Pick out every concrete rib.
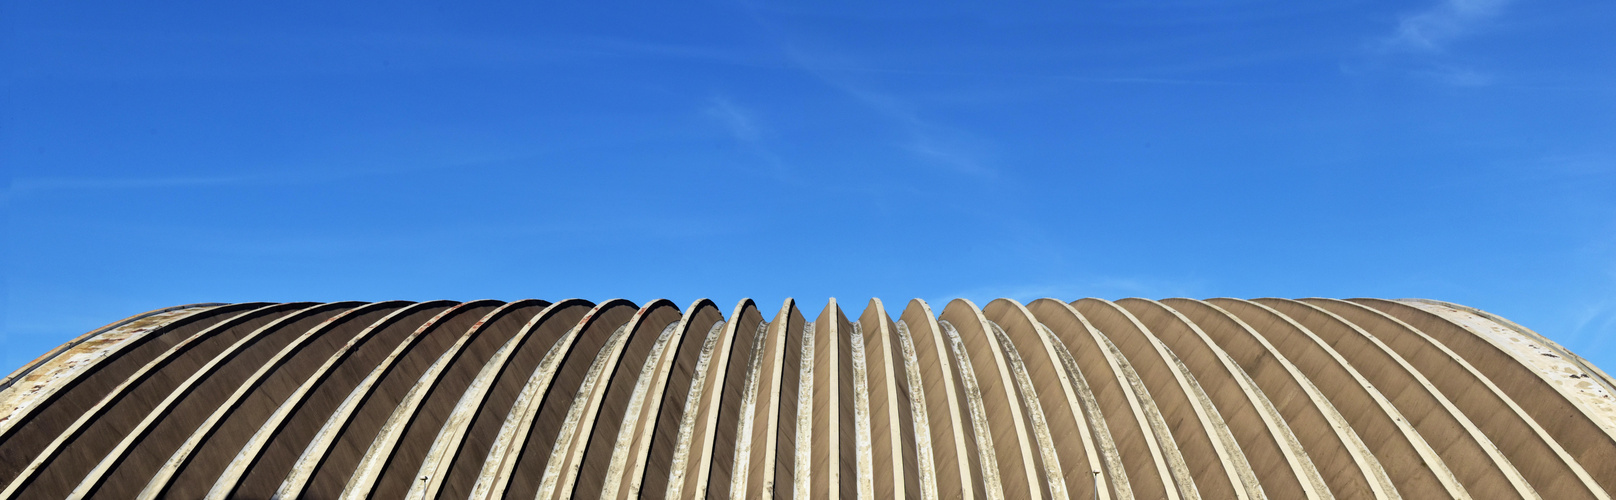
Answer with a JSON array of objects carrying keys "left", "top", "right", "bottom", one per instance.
[
  {"left": 597, "top": 299, "right": 723, "bottom": 499},
  {"left": 1357, "top": 299, "right": 1616, "bottom": 495},
  {"left": 3, "top": 296, "right": 1609, "bottom": 499},
  {"left": 238, "top": 302, "right": 459, "bottom": 497},
  {"left": 859, "top": 298, "right": 922, "bottom": 500},
  {"left": 271, "top": 300, "right": 500, "bottom": 500},
  {"left": 202, "top": 301, "right": 451, "bottom": 500},
  {"left": 1163, "top": 299, "right": 1387, "bottom": 499},
  {"left": 68, "top": 302, "right": 360, "bottom": 499},
  {"left": 800, "top": 300, "right": 857, "bottom": 499},
  {"left": 671, "top": 300, "right": 760, "bottom": 500},
  {"left": 1213, "top": 298, "right": 1457, "bottom": 498},
  {"left": 1307, "top": 298, "right": 1606, "bottom": 499},
  {"left": 1027, "top": 299, "right": 1181, "bottom": 500},
  {"left": 0, "top": 303, "right": 233, "bottom": 449},
  {"left": 940, "top": 298, "right": 1044, "bottom": 499},
  {"left": 149, "top": 302, "right": 411, "bottom": 499},
  {"left": 892, "top": 310, "right": 942, "bottom": 499},
  {"left": 535, "top": 300, "right": 682, "bottom": 500},
  {"left": 1425, "top": 299, "right": 1616, "bottom": 402},
  {"left": 334, "top": 300, "right": 544, "bottom": 500},
  {"left": 730, "top": 299, "right": 802, "bottom": 498},
  {"left": 899, "top": 299, "right": 981, "bottom": 500},
  {"left": 1033, "top": 319, "right": 1133, "bottom": 500},
  {"left": 0, "top": 303, "right": 248, "bottom": 496},
  {"left": 456, "top": 300, "right": 631, "bottom": 500},
  {"left": 0, "top": 302, "right": 292, "bottom": 499},
  {"left": 402, "top": 299, "right": 603, "bottom": 500},
  {"left": 1260, "top": 298, "right": 1535, "bottom": 499},
  {"left": 295, "top": 301, "right": 502, "bottom": 499},
  {"left": 1078, "top": 298, "right": 1247, "bottom": 500},
  {"left": 848, "top": 310, "right": 877, "bottom": 500},
  {"left": 1122, "top": 298, "right": 1324, "bottom": 500},
  {"left": 985, "top": 299, "right": 1106, "bottom": 500}
]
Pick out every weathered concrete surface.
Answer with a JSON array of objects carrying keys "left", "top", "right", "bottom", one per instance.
[{"left": 0, "top": 297, "right": 1609, "bottom": 500}]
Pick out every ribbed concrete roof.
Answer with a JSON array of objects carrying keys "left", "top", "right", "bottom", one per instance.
[{"left": 0, "top": 298, "right": 1612, "bottom": 499}]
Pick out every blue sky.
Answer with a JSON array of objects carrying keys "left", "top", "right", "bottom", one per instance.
[{"left": 4, "top": 1, "right": 1614, "bottom": 374}]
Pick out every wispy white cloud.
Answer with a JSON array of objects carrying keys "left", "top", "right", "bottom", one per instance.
[
  {"left": 704, "top": 96, "right": 761, "bottom": 142},
  {"left": 1566, "top": 267, "right": 1616, "bottom": 350},
  {"left": 1, "top": 152, "right": 550, "bottom": 205},
  {"left": 1571, "top": 299, "right": 1616, "bottom": 338},
  {"left": 1538, "top": 152, "right": 1616, "bottom": 177},
  {"left": 0, "top": 174, "right": 264, "bottom": 205},
  {"left": 1561, "top": 217, "right": 1616, "bottom": 355},
  {"left": 782, "top": 46, "right": 998, "bottom": 177},
  {"left": 9, "top": 175, "right": 259, "bottom": 191},
  {"left": 587, "top": 36, "right": 786, "bottom": 70},
  {"left": 1414, "top": 65, "right": 1495, "bottom": 86},
  {"left": 1351, "top": 0, "right": 1513, "bottom": 86},
  {"left": 1382, "top": 0, "right": 1511, "bottom": 52},
  {"left": 701, "top": 95, "right": 793, "bottom": 177},
  {"left": 906, "top": 140, "right": 993, "bottom": 177}
]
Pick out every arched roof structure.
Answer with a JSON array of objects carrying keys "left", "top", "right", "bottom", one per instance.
[{"left": 0, "top": 297, "right": 1611, "bottom": 499}]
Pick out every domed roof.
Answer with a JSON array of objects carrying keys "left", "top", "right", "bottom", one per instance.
[{"left": 0, "top": 297, "right": 1611, "bottom": 499}]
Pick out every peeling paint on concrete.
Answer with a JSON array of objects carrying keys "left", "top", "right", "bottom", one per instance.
[
  {"left": 1402, "top": 300, "right": 1616, "bottom": 440},
  {"left": 0, "top": 305, "right": 217, "bottom": 435}
]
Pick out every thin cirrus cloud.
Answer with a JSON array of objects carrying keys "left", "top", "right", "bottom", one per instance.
[
  {"left": 781, "top": 46, "right": 997, "bottom": 177},
  {"left": 1346, "top": 0, "right": 1512, "bottom": 86},
  {"left": 704, "top": 96, "right": 761, "bottom": 143},
  {"left": 1, "top": 175, "right": 263, "bottom": 205},
  {"left": 1382, "top": 0, "right": 1511, "bottom": 52},
  {"left": 701, "top": 95, "right": 793, "bottom": 177}
]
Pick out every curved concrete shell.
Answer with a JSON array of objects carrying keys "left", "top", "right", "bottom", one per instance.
[{"left": 0, "top": 298, "right": 1611, "bottom": 499}]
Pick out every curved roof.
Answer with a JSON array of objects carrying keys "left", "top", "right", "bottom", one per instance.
[{"left": 0, "top": 297, "right": 1611, "bottom": 499}]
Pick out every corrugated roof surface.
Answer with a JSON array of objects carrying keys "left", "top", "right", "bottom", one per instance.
[{"left": 0, "top": 297, "right": 1610, "bottom": 499}]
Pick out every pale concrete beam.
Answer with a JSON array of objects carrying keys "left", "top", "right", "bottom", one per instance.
[
  {"left": 670, "top": 299, "right": 761, "bottom": 500},
  {"left": 858, "top": 298, "right": 921, "bottom": 500},
  {"left": 2, "top": 296, "right": 1610, "bottom": 500},
  {"left": 1124, "top": 298, "right": 1324, "bottom": 500},
  {"left": 729, "top": 299, "right": 802, "bottom": 499},
  {"left": 70, "top": 302, "right": 361, "bottom": 499},
  {"left": 1028, "top": 298, "right": 1181, "bottom": 500},
  {"left": 1306, "top": 298, "right": 1606, "bottom": 500},
  {"left": 597, "top": 299, "right": 723, "bottom": 500},
  {"left": 206, "top": 301, "right": 450, "bottom": 500},
  {"left": 1, "top": 303, "right": 300, "bottom": 500},
  {"left": 1213, "top": 298, "right": 1452, "bottom": 498},
  {"left": 273, "top": 300, "right": 497, "bottom": 500},
  {"left": 985, "top": 298, "right": 1110, "bottom": 500},
  {"left": 901, "top": 299, "right": 983, "bottom": 500}
]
